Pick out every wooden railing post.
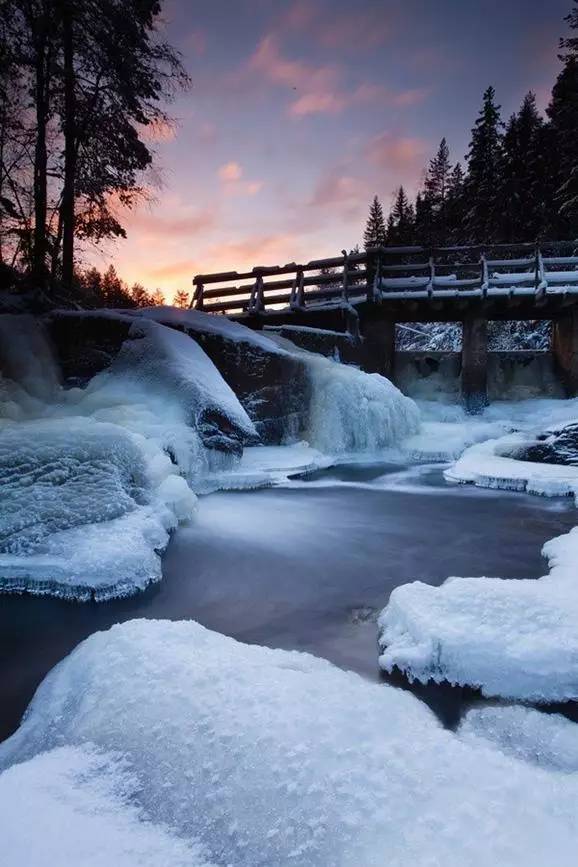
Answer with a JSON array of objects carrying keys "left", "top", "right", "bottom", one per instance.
[
  {"left": 191, "top": 280, "right": 204, "bottom": 310},
  {"left": 290, "top": 267, "right": 305, "bottom": 309},
  {"left": 341, "top": 249, "right": 350, "bottom": 302},
  {"left": 535, "top": 244, "right": 545, "bottom": 301},
  {"left": 427, "top": 255, "right": 435, "bottom": 298},
  {"left": 480, "top": 252, "right": 488, "bottom": 297},
  {"left": 248, "top": 273, "right": 265, "bottom": 313},
  {"left": 367, "top": 247, "right": 381, "bottom": 302}
]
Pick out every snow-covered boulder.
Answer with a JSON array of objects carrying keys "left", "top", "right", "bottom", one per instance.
[
  {"left": 0, "top": 745, "right": 212, "bottom": 867},
  {"left": 2, "top": 619, "right": 578, "bottom": 866},
  {"left": 46, "top": 311, "right": 257, "bottom": 461},
  {"left": 135, "top": 307, "right": 312, "bottom": 443},
  {"left": 0, "top": 313, "right": 256, "bottom": 599},
  {"left": 136, "top": 307, "right": 420, "bottom": 453},
  {"left": 0, "top": 417, "right": 195, "bottom": 600},
  {"left": 378, "top": 526, "right": 578, "bottom": 702}
]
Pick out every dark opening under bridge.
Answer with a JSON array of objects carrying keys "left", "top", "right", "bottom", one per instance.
[{"left": 191, "top": 242, "right": 578, "bottom": 410}]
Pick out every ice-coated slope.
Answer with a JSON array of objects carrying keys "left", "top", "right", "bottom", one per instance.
[
  {"left": 303, "top": 353, "right": 420, "bottom": 453},
  {"left": 378, "top": 527, "right": 578, "bottom": 702},
  {"left": 137, "top": 307, "right": 420, "bottom": 455},
  {"left": 459, "top": 705, "right": 578, "bottom": 773},
  {"left": 0, "top": 416, "right": 195, "bottom": 599},
  {"left": 0, "top": 313, "right": 256, "bottom": 599},
  {"left": 0, "top": 745, "right": 212, "bottom": 867},
  {"left": 2, "top": 619, "right": 578, "bottom": 867}
]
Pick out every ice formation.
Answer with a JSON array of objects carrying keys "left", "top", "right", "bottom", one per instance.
[
  {"left": 445, "top": 433, "right": 578, "bottom": 498},
  {"left": 3, "top": 619, "right": 578, "bottom": 866},
  {"left": 0, "top": 314, "right": 255, "bottom": 599},
  {"left": 378, "top": 526, "right": 578, "bottom": 702},
  {"left": 0, "top": 745, "right": 212, "bottom": 867},
  {"left": 459, "top": 705, "right": 578, "bottom": 773},
  {"left": 139, "top": 306, "right": 420, "bottom": 456}
]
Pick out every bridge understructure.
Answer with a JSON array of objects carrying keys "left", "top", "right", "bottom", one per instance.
[{"left": 191, "top": 243, "right": 578, "bottom": 411}]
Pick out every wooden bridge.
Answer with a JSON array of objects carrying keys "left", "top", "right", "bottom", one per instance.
[{"left": 191, "top": 241, "right": 578, "bottom": 409}]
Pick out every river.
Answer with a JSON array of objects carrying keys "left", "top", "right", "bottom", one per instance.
[{"left": 0, "top": 463, "right": 575, "bottom": 741}]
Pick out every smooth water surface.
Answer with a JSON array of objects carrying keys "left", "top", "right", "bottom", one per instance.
[{"left": 0, "top": 465, "right": 575, "bottom": 739}]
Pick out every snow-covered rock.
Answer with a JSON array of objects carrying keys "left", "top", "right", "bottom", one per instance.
[
  {"left": 0, "top": 313, "right": 257, "bottom": 599},
  {"left": 0, "top": 745, "right": 212, "bottom": 867},
  {"left": 136, "top": 307, "right": 420, "bottom": 454},
  {"left": 378, "top": 526, "right": 578, "bottom": 702},
  {"left": 459, "top": 705, "right": 578, "bottom": 773},
  {"left": 2, "top": 619, "right": 578, "bottom": 866},
  {"left": 445, "top": 433, "right": 578, "bottom": 499}
]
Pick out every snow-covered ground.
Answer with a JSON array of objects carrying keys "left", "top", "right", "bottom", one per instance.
[{"left": 2, "top": 619, "right": 578, "bottom": 867}]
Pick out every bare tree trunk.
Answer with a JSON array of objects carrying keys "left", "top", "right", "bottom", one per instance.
[
  {"left": 32, "top": 5, "right": 49, "bottom": 287},
  {"left": 60, "top": 0, "right": 75, "bottom": 291}
]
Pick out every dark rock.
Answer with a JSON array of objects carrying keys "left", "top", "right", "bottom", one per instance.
[
  {"left": 262, "top": 325, "right": 362, "bottom": 365},
  {"left": 521, "top": 423, "right": 578, "bottom": 466},
  {"left": 136, "top": 311, "right": 312, "bottom": 444},
  {"left": 46, "top": 311, "right": 132, "bottom": 387}
]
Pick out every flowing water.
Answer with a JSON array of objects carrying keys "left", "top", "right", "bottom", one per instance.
[{"left": 0, "top": 462, "right": 575, "bottom": 741}]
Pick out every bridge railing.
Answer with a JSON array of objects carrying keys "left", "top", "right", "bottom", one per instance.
[{"left": 190, "top": 242, "right": 578, "bottom": 315}]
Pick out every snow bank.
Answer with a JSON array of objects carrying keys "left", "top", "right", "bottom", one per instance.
[
  {"left": 0, "top": 745, "right": 211, "bottom": 867},
  {"left": 3, "top": 620, "right": 578, "bottom": 866},
  {"left": 378, "top": 527, "right": 578, "bottom": 702},
  {"left": 0, "top": 416, "right": 195, "bottom": 600},
  {"left": 0, "top": 314, "right": 255, "bottom": 599},
  {"left": 459, "top": 705, "right": 578, "bottom": 773},
  {"left": 445, "top": 433, "right": 578, "bottom": 498}
]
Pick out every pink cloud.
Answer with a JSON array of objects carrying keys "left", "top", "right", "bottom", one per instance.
[
  {"left": 365, "top": 133, "right": 428, "bottom": 171},
  {"left": 319, "top": 9, "right": 392, "bottom": 50},
  {"left": 218, "top": 161, "right": 243, "bottom": 182},
  {"left": 309, "top": 169, "right": 360, "bottom": 208},
  {"left": 124, "top": 208, "right": 216, "bottom": 239},
  {"left": 391, "top": 87, "right": 431, "bottom": 107},
  {"left": 247, "top": 35, "right": 428, "bottom": 118}
]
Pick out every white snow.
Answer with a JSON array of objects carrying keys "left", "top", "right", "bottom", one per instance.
[
  {"left": 141, "top": 309, "right": 420, "bottom": 458},
  {"left": 135, "top": 305, "right": 289, "bottom": 354},
  {"left": 0, "top": 314, "right": 256, "bottom": 599},
  {"left": 0, "top": 745, "right": 212, "bottom": 867},
  {"left": 199, "top": 442, "right": 334, "bottom": 491},
  {"left": 459, "top": 705, "right": 578, "bottom": 773},
  {"left": 378, "top": 524, "right": 578, "bottom": 702},
  {"left": 3, "top": 619, "right": 578, "bottom": 866},
  {"left": 445, "top": 433, "right": 578, "bottom": 498},
  {"left": 304, "top": 355, "right": 420, "bottom": 453}
]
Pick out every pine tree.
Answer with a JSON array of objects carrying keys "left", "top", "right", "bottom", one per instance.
[
  {"left": 501, "top": 92, "right": 546, "bottom": 241},
  {"left": 464, "top": 86, "right": 504, "bottom": 242},
  {"left": 423, "top": 138, "right": 452, "bottom": 243},
  {"left": 446, "top": 162, "right": 466, "bottom": 243},
  {"left": 388, "top": 187, "right": 415, "bottom": 245},
  {"left": 363, "top": 195, "right": 387, "bottom": 249},
  {"left": 547, "top": 1, "right": 578, "bottom": 235},
  {"left": 413, "top": 192, "right": 433, "bottom": 246}
]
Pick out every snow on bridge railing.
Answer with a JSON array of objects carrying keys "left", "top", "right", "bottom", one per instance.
[{"left": 190, "top": 241, "right": 578, "bottom": 315}]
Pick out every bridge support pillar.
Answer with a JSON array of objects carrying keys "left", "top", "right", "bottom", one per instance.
[
  {"left": 362, "top": 319, "right": 396, "bottom": 380},
  {"left": 553, "top": 310, "right": 578, "bottom": 397},
  {"left": 461, "top": 316, "right": 488, "bottom": 413}
]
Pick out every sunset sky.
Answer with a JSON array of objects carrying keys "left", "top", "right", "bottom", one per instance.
[{"left": 95, "top": 0, "right": 571, "bottom": 300}]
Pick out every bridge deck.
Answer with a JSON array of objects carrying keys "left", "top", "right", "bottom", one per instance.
[{"left": 191, "top": 242, "right": 578, "bottom": 322}]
